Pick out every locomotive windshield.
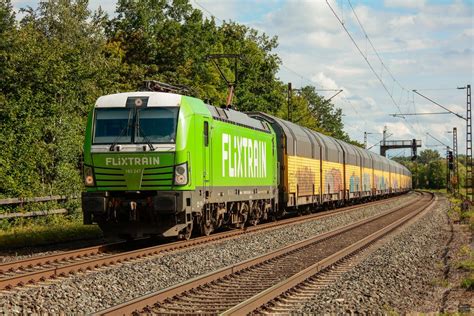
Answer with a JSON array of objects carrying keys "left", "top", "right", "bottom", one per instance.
[
  {"left": 136, "top": 108, "right": 178, "bottom": 143},
  {"left": 93, "top": 107, "right": 179, "bottom": 144},
  {"left": 93, "top": 108, "right": 132, "bottom": 144}
]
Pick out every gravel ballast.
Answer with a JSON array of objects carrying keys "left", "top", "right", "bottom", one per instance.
[
  {"left": 0, "top": 193, "right": 417, "bottom": 314},
  {"left": 297, "top": 195, "right": 450, "bottom": 314}
]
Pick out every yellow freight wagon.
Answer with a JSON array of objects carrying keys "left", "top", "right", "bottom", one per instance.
[{"left": 248, "top": 112, "right": 412, "bottom": 213}]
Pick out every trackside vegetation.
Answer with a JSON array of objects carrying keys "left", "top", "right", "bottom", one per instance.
[
  {"left": 393, "top": 149, "right": 469, "bottom": 192},
  {"left": 0, "top": 0, "right": 358, "bottom": 200},
  {"left": 0, "top": 0, "right": 361, "bottom": 246},
  {"left": 0, "top": 199, "right": 102, "bottom": 249},
  {"left": 448, "top": 197, "right": 473, "bottom": 291},
  {"left": 0, "top": 215, "right": 102, "bottom": 250}
]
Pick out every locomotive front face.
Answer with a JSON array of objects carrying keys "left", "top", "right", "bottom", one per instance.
[{"left": 82, "top": 92, "right": 195, "bottom": 238}]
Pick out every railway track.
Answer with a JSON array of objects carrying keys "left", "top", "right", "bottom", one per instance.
[
  {"left": 95, "top": 192, "right": 434, "bottom": 315},
  {"left": 0, "top": 193, "right": 413, "bottom": 291}
]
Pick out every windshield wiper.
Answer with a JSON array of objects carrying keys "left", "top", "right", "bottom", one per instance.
[
  {"left": 138, "top": 125, "right": 155, "bottom": 151},
  {"left": 109, "top": 117, "right": 132, "bottom": 151}
]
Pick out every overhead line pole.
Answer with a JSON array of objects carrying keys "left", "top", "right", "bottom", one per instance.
[
  {"left": 287, "top": 83, "right": 292, "bottom": 121},
  {"left": 458, "top": 85, "right": 472, "bottom": 201},
  {"left": 453, "top": 128, "right": 459, "bottom": 195},
  {"left": 413, "top": 86, "right": 472, "bottom": 201}
]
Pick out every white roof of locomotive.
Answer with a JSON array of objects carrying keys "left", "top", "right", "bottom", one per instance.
[{"left": 95, "top": 92, "right": 182, "bottom": 108}]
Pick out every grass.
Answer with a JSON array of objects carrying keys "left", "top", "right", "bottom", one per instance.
[
  {"left": 0, "top": 214, "right": 102, "bottom": 250},
  {"left": 461, "top": 275, "right": 474, "bottom": 290},
  {"left": 431, "top": 278, "right": 450, "bottom": 288},
  {"left": 447, "top": 195, "right": 474, "bottom": 228},
  {"left": 446, "top": 194, "right": 474, "bottom": 291},
  {"left": 427, "top": 188, "right": 448, "bottom": 194},
  {"left": 457, "top": 259, "right": 474, "bottom": 271}
]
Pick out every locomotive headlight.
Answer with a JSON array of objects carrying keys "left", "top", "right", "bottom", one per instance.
[
  {"left": 174, "top": 162, "right": 188, "bottom": 185},
  {"left": 84, "top": 166, "right": 95, "bottom": 187}
]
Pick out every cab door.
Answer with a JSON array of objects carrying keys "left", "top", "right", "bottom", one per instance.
[{"left": 203, "top": 119, "right": 211, "bottom": 198}]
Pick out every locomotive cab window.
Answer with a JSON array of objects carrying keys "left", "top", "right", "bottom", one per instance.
[
  {"left": 93, "top": 107, "right": 179, "bottom": 145},
  {"left": 93, "top": 108, "right": 132, "bottom": 144},
  {"left": 136, "top": 107, "right": 179, "bottom": 144}
]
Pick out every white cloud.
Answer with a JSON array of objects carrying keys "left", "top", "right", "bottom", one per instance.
[
  {"left": 311, "top": 72, "right": 339, "bottom": 90},
  {"left": 384, "top": 0, "right": 426, "bottom": 9},
  {"left": 461, "top": 28, "right": 474, "bottom": 37},
  {"left": 325, "top": 64, "right": 368, "bottom": 77},
  {"left": 12, "top": 0, "right": 471, "bottom": 156},
  {"left": 389, "top": 15, "right": 416, "bottom": 28}
]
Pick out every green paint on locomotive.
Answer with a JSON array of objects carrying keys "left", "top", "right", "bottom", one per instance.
[{"left": 83, "top": 94, "right": 277, "bottom": 192}]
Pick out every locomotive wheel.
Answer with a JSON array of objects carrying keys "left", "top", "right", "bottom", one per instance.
[
  {"left": 179, "top": 222, "right": 193, "bottom": 240},
  {"left": 200, "top": 220, "right": 213, "bottom": 236},
  {"left": 200, "top": 207, "right": 214, "bottom": 236}
]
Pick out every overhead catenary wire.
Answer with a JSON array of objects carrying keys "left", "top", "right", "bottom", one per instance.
[
  {"left": 328, "top": 0, "right": 427, "bottom": 148},
  {"left": 192, "top": 0, "right": 372, "bottom": 136},
  {"left": 367, "top": 133, "right": 393, "bottom": 150},
  {"left": 412, "top": 90, "right": 466, "bottom": 120},
  {"left": 193, "top": 0, "right": 375, "bottom": 140},
  {"left": 326, "top": 0, "right": 406, "bottom": 118},
  {"left": 414, "top": 88, "right": 462, "bottom": 91},
  {"left": 426, "top": 132, "right": 450, "bottom": 149},
  {"left": 193, "top": 0, "right": 223, "bottom": 22},
  {"left": 346, "top": 0, "right": 407, "bottom": 95}
]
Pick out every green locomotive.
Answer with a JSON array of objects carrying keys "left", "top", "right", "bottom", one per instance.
[
  {"left": 82, "top": 86, "right": 278, "bottom": 239},
  {"left": 82, "top": 83, "right": 411, "bottom": 239}
]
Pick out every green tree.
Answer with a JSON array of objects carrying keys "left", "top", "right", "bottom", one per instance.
[
  {"left": 218, "top": 22, "right": 284, "bottom": 113},
  {"left": 276, "top": 85, "right": 359, "bottom": 145},
  {"left": 0, "top": 0, "right": 363, "bottom": 198},
  {"left": 424, "top": 160, "right": 446, "bottom": 189},
  {"left": 107, "top": 1, "right": 285, "bottom": 111},
  {"left": 107, "top": 0, "right": 224, "bottom": 97},
  {"left": 418, "top": 149, "right": 441, "bottom": 165},
  {"left": 394, "top": 149, "right": 447, "bottom": 189},
  {"left": 0, "top": 0, "right": 121, "bottom": 197}
]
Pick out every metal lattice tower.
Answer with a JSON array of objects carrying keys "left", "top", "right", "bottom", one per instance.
[
  {"left": 466, "top": 85, "right": 472, "bottom": 201},
  {"left": 453, "top": 127, "right": 459, "bottom": 195},
  {"left": 446, "top": 147, "right": 452, "bottom": 193}
]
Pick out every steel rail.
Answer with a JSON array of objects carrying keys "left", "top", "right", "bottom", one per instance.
[
  {"left": 93, "top": 192, "right": 429, "bottom": 315},
  {"left": 224, "top": 192, "right": 435, "bottom": 315},
  {"left": 0, "top": 193, "right": 412, "bottom": 290},
  {"left": 0, "top": 243, "right": 123, "bottom": 273}
]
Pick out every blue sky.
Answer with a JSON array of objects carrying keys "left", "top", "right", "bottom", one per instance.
[{"left": 12, "top": 0, "right": 474, "bottom": 157}]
